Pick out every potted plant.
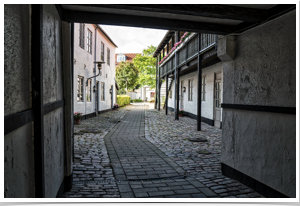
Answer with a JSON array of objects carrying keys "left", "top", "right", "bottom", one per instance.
[
  {"left": 74, "top": 112, "right": 83, "bottom": 125},
  {"left": 179, "top": 109, "right": 184, "bottom": 117},
  {"left": 113, "top": 103, "right": 120, "bottom": 110}
]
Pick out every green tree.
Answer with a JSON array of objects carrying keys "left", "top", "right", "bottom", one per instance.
[
  {"left": 133, "top": 45, "right": 157, "bottom": 89},
  {"left": 115, "top": 61, "right": 139, "bottom": 93}
]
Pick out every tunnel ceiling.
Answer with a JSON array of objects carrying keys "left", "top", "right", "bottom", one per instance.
[{"left": 57, "top": 4, "right": 295, "bottom": 35}]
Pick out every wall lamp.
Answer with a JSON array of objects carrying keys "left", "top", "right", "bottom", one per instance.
[
  {"left": 86, "top": 61, "right": 105, "bottom": 86},
  {"left": 183, "top": 87, "right": 186, "bottom": 92}
]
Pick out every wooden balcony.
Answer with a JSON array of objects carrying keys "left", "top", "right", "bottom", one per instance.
[{"left": 159, "top": 33, "right": 216, "bottom": 78}]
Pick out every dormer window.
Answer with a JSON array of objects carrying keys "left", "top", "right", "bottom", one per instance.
[{"left": 117, "top": 53, "right": 126, "bottom": 62}]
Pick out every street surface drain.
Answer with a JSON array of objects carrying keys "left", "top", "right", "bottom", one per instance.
[{"left": 188, "top": 138, "right": 208, "bottom": 142}]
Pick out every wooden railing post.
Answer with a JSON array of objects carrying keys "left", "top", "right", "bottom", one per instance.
[{"left": 197, "top": 33, "right": 202, "bottom": 131}]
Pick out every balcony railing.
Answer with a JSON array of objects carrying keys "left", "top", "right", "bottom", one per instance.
[{"left": 159, "top": 33, "right": 216, "bottom": 77}]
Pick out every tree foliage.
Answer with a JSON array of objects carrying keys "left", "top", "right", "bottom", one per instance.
[
  {"left": 115, "top": 61, "right": 139, "bottom": 92},
  {"left": 133, "top": 45, "right": 157, "bottom": 89}
]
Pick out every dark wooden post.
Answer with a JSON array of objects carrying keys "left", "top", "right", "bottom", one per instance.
[
  {"left": 174, "top": 31, "right": 179, "bottom": 120},
  {"left": 155, "top": 57, "right": 158, "bottom": 109},
  {"left": 165, "top": 75, "right": 168, "bottom": 115},
  {"left": 31, "top": 4, "right": 45, "bottom": 198},
  {"left": 158, "top": 59, "right": 161, "bottom": 111},
  {"left": 197, "top": 33, "right": 202, "bottom": 131},
  {"left": 175, "top": 65, "right": 180, "bottom": 120},
  {"left": 185, "top": 43, "right": 188, "bottom": 66}
]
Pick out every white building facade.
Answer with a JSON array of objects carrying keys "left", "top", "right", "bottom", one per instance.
[
  {"left": 155, "top": 32, "right": 223, "bottom": 128},
  {"left": 74, "top": 23, "right": 118, "bottom": 119},
  {"left": 167, "top": 62, "right": 223, "bottom": 127}
]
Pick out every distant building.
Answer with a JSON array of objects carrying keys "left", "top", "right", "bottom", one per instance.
[{"left": 115, "top": 53, "right": 141, "bottom": 66}]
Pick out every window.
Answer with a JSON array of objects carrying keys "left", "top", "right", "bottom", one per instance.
[
  {"left": 215, "top": 82, "right": 221, "bottom": 108},
  {"left": 107, "top": 48, "right": 110, "bottom": 66},
  {"left": 101, "top": 42, "right": 104, "bottom": 61},
  {"left": 79, "top": 23, "right": 85, "bottom": 49},
  {"left": 188, "top": 79, "right": 193, "bottom": 101},
  {"left": 77, "top": 76, "right": 84, "bottom": 102},
  {"left": 87, "top": 29, "right": 92, "bottom": 54},
  {"left": 202, "top": 76, "right": 206, "bottom": 101},
  {"left": 117, "top": 54, "right": 126, "bottom": 62},
  {"left": 101, "top": 82, "right": 105, "bottom": 101},
  {"left": 86, "top": 79, "right": 92, "bottom": 102}
]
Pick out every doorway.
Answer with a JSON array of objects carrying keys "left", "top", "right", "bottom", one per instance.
[
  {"left": 110, "top": 85, "right": 113, "bottom": 108},
  {"left": 96, "top": 81, "right": 99, "bottom": 113},
  {"left": 214, "top": 72, "right": 222, "bottom": 128},
  {"left": 180, "top": 80, "right": 184, "bottom": 110}
]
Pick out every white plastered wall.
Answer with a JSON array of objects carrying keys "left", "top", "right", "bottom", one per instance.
[
  {"left": 167, "top": 61, "right": 223, "bottom": 123},
  {"left": 74, "top": 23, "right": 117, "bottom": 115}
]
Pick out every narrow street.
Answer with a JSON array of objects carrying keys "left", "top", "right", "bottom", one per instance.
[{"left": 62, "top": 104, "right": 263, "bottom": 198}]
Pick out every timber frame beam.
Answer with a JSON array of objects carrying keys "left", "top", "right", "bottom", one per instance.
[{"left": 59, "top": 9, "right": 236, "bottom": 35}]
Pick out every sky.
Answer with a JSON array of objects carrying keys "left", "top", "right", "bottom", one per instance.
[{"left": 100, "top": 25, "right": 168, "bottom": 54}]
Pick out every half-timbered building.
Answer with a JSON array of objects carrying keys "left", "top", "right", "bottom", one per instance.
[{"left": 154, "top": 31, "right": 223, "bottom": 128}]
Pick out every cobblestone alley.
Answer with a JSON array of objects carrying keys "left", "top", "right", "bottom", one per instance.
[{"left": 62, "top": 104, "right": 264, "bottom": 198}]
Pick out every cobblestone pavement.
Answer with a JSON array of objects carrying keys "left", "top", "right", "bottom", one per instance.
[{"left": 62, "top": 104, "right": 264, "bottom": 198}]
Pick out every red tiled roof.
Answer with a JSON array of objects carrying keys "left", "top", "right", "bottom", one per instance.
[{"left": 115, "top": 53, "right": 142, "bottom": 66}]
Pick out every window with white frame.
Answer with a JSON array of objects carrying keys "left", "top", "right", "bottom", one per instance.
[
  {"left": 188, "top": 79, "right": 193, "bottom": 101},
  {"left": 101, "top": 82, "right": 105, "bottom": 101},
  {"left": 86, "top": 79, "right": 92, "bottom": 102},
  {"left": 202, "top": 76, "right": 206, "bottom": 101},
  {"left": 87, "top": 29, "right": 92, "bottom": 54},
  {"left": 79, "top": 23, "right": 85, "bottom": 49},
  {"left": 77, "top": 76, "right": 84, "bottom": 102},
  {"left": 107, "top": 48, "right": 110, "bottom": 66},
  {"left": 117, "top": 54, "right": 126, "bottom": 62},
  {"left": 101, "top": 42, "right": 105, "bottom": 61}
]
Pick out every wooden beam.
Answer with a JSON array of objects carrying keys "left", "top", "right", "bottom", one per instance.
[
  {"left": 175, "top": 66, "right": 180, "bottom": 120},
  {"left": 68, "top": 4, "right": 269, "bottom": 23},
  {"left": 31, "top": 4, "right": 45, "bottom": 198},
  {"left": 158, "top": 59, "right": 161, "bottom": 111},
  {"left": 61, "top": 9, "right": 235, "bottom": 35},
  {"left": 197, "top": 33, "right": 202, "bottom": 131},
  {"left": 155, "top": 58, "right": 158, "bottom": 109},
  {"left": 165, "top": 75, "right": 168, "bottom": 115}
]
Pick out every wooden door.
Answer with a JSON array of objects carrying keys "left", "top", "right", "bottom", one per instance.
[
  {"left": 96, "top": 81, "right": 99, "bottom": 113},
  {"left": 180, "top": 80, "right": 184, "bottom": 109},
  {"left": 214, "top": 73, "right": 222, "bottom": 128}
]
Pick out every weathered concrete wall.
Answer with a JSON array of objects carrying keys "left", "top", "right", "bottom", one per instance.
[
  {"left": 4, "top": 123, "right": 34, "bottom": 198},
  {"left": 221, "top": 11, "right": 296, "bottom": 197},
  {"left": 42, "top": 5, "right": 65, "bottom": 197},
  {"left": 4, "top": 4, "right": 31, "bottom": 116},
  {"left": 4, "top": 4, "right": 35, "bottom": 198},
  {"left": 43, "top": 108, "right": 65, "bottom": 198}
]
